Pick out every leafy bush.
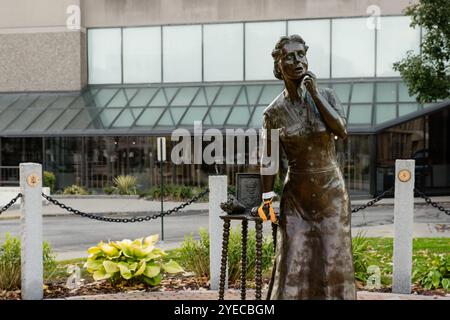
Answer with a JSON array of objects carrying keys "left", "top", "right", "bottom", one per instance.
[
  {"left": 103, "top": 185, "right": 115, "bottom": 195},
  {"left": 63, "top": 185, "right": 89, "bottom": 195},
  {"left": 177, "top": 228, "right": 275, "bottom": 283},
  {"left": 43, "top": 171, "right": 56, "bottom": 193},
  {"left": 0, "top": 233, "right": 56, "bottom": 290},
  {"left": 84, "top": 235, "right": 184, "bottom": 286},
  {"left": 413, "top": 254, "right": 450, "bottom": 291},
  {"left": 142, "top": 184, "right": 202, "bottom": 201},
  {"left": 112, "top": 175, "right": 138, "bottom": 195}
]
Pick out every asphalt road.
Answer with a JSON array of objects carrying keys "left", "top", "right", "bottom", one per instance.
[{"left": 0, "top": 205, "right": 448, "bottom": 256}]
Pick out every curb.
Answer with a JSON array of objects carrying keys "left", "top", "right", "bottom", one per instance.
[{"left": 0, "top": 209, "right": 209, "bottom": 221}]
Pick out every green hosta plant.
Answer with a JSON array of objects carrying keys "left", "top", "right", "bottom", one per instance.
[{"left": 84, "top": 234, "right": 183, "bottom": 286}]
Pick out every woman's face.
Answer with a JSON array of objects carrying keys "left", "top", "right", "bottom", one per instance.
[{"left": 278, "top": 41, "right": 308, "bottom": 81}]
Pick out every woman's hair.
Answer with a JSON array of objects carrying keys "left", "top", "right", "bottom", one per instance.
[{"left": 272, "top": 34, "right": 308, "bottom": 80}]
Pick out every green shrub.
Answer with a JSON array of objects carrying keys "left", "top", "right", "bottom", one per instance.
[
  {"left": 103, "top": 185, "right": 115, "bottom": 195},
  {"left": 43, "top": 171, "right": 56, "bottom": 193},
  {"left": 352, "top": 232, "right": 372, "bottom": 282},
  {"left": 142, "top": 184, "right": 203, "bottom": 201},
  {"left": 413, "top": 254, "right": 450, "bottom": 291},
  {"left": 177, "top": 228, "right": 275, "bottom": 283},
  {"left": 112, "top": 175, "right": 138, "bottom": 195},
  {"left": 177, "top": 229, "right": 210, "bottom": 277},
  {"left": 84, "top": 234, "right": 184, "bottom": 287},
  {"left": 0, "top": 233, "right": 56, "bottom": 290},
  {"left": 63, "top": 185, "right": 89, "bottom": 195}
]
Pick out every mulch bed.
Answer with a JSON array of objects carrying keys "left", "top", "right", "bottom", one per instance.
[{"left": 1, "top": 277, "right": 447, "bottom": 300}]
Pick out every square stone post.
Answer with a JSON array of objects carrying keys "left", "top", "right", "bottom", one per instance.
[
  {"left": 20, "top": 163, "right": 43, "bottom": 300},
  {"left": 392, "top": 159, "right": 415, "bottom": 294},
  {"left": 209, "top": 175, "right": 227, "bottom": 290}
]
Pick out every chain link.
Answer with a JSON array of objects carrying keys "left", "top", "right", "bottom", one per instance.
[
  {"left": 414, "top": 188, "right": 450, "bottom": 216},
  {"left": 42, "top": 188, "right": 209, "bottom": 223},
  {"left": 351, "top": 187, "right": 394, "bottom": 214},
  {"left": 0, "top": 193, "right": 22, "bottom": 215}
]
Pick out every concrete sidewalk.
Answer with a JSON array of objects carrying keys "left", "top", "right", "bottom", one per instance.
[{"left": 1, "top": 194, "right": 449, "bottom": 220}]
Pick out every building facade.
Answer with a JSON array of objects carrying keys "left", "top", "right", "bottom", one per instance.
[{"left": 0, "top": 0, "right": 449, "bottom": 196}]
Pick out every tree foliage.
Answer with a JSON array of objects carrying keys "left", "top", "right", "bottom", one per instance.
[{"left": 393, "top": 0, "right": 450, "bottom": 103}]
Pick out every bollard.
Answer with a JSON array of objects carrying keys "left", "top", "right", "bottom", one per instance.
[
  {"left": 209, "top": 175, "right": 227, "bottom": 290},
  {"left": 20, "top": 163, "right": 43, "bottom": 300},
  {"left": 392, "top": 159, "right": 415, "bottom": 294}
]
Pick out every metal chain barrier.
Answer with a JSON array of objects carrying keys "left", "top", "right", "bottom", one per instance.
[
  {"left": 351, "top": 187, "right": 394, "bottom": 214},
  {"left": 41, "top": 188, "right": 209, "bottom": 223},
  {"left": 0, "top": 193, "right": 22, "bottom": 215},
  {"left": 414, "top": 188, "right": 450, "bottom": 216}
]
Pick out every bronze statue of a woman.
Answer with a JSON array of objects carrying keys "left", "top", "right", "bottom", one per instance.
[{"left": 259, "top": 35, "right": 356, "bottom": 300}]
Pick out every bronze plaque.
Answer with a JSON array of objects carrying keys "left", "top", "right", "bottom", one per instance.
[
  {"left": 398, "top": 169, "right": 411, "bottom": 182},
  {"left": 236, "top": 173, "right": 262, "bottom": 209}
]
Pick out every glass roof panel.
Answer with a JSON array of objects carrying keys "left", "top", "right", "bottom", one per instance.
[
  {"left": 135, "top": 108, "right": 165, "bottom": 127},
  {"left": 205, "top": 86, "right": 220, "bottom": 104},
  {"left": 375, "top": 104, "right": 397, "bottom": 124},
  {"left": 164, "top": 87, "right": 179, "bottom": 103},
  {"left": 348, "top": 104, "right": 372, "bottom": 125},
  {"left": 70, "top": 96, "right": 89, "bottom": 108},
  {"left": 235, "top": 89, "right": 247, "bottom": 105},
  {"left": 47, "top": 96, "right": 78, "bottom": 109},
  {"left": 171, "top": 87, "right": 199, "bottom": 106},
  {"left": 129, "top": 88, "right": 158, "bottom": 107},
  {"left": 107, "top": 89, "right": 128, "bottom": 107},
  {"left": 342, "top": 104, "right": 349, "bottom": 119},
  {"left": 149, "top": 90, "right": 167, "bottom": 107},
  {"left": 226, "top": 106, "right": 253, "bottom": 126},
  {"left": 155, "top": 109, "right": 174, "bottom": 126},
  {"left": 0, "top": 108, "right": 26, "bottom": 131},
  {"left": 399, "top": 103, "right": 419, "bottom": 117},
  {"left": 207, "top": 107, "right": 231, "bottom": 126},
  {"left": 180, "top": 107, "right": 208, "bottom": 125},
  {"left": 258, "top": 85, "right": 283, "bottom": 104},
  {"left": 47, "top": 109, "right": 82, "bottom": 131},
  {"left": 213, "top": 86, "right": 241, "bottom": 105},
  {"left": 376, "top": 83, "right": 397, "bottom": 103},
  {"left": 1, "top": 96, "right": 58, "bottom": 132},
  {"left": 170, "top": 108, "right": 186, "bottom": 125},
  {"left": 92, "top": 89, "right": 118, "bottom": 107},
  {"left": 92, "top": 109, "right": 123, "bottom": 129},
  {"left": 9, "top": 95, "right": 39, "bottom": 109},
  {"left": 351, "top": 83, "right": 374, "bottom": 103},
  {"left": 191, "top": 88, "right": 208, "bottom": 106},
  {"left": 111, "top": 108, "right": 143, "bottom": 128},
  {"left": 124, "top": 89, "right": 138, "bottom": 101},
  {"left": 246, "top": 85, "right": 263, "bottom": 104},
  {"left": 68, "top": 108, "right": 103, "bottom": 130},
  {"left": 28, "top": 108, "right": 66, "bottom": 132},
  {"left": 0, "top": 94, "right": 20, "bottom": 112},
  {"left": 332, "top": 84, "right": 351, "bottom": 103},
  {"left": 249, "top": 106, "right": 266, "bottom": 128}
]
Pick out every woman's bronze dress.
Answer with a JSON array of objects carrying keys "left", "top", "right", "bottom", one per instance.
[{"left": 263, "top": 87, "right": 356, "bottom": 300}]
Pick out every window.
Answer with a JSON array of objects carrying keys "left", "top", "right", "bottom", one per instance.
[
  {"left": 377, "top": 16, "right": 420, "bottom": 77},
  {"left": 332, "top": 18, "right": 375, "bottom": 78},
  {"left": 88, "top": 29, "right": 122, "bottom": 84},
  {"left": 245, "top": 22, "right": 286, "bottom": 80},
  {"left": 163, "top": 25, "right": 202, "bottom": 82},
  {"left": 204, "top": 23, "right": 244, "bottom": 81},
  {"left": 123, "top": 27, "right": 162, "bottom": 83},
  {"left": 288, "top": 19, "right": 331, "bottom": 79}
]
